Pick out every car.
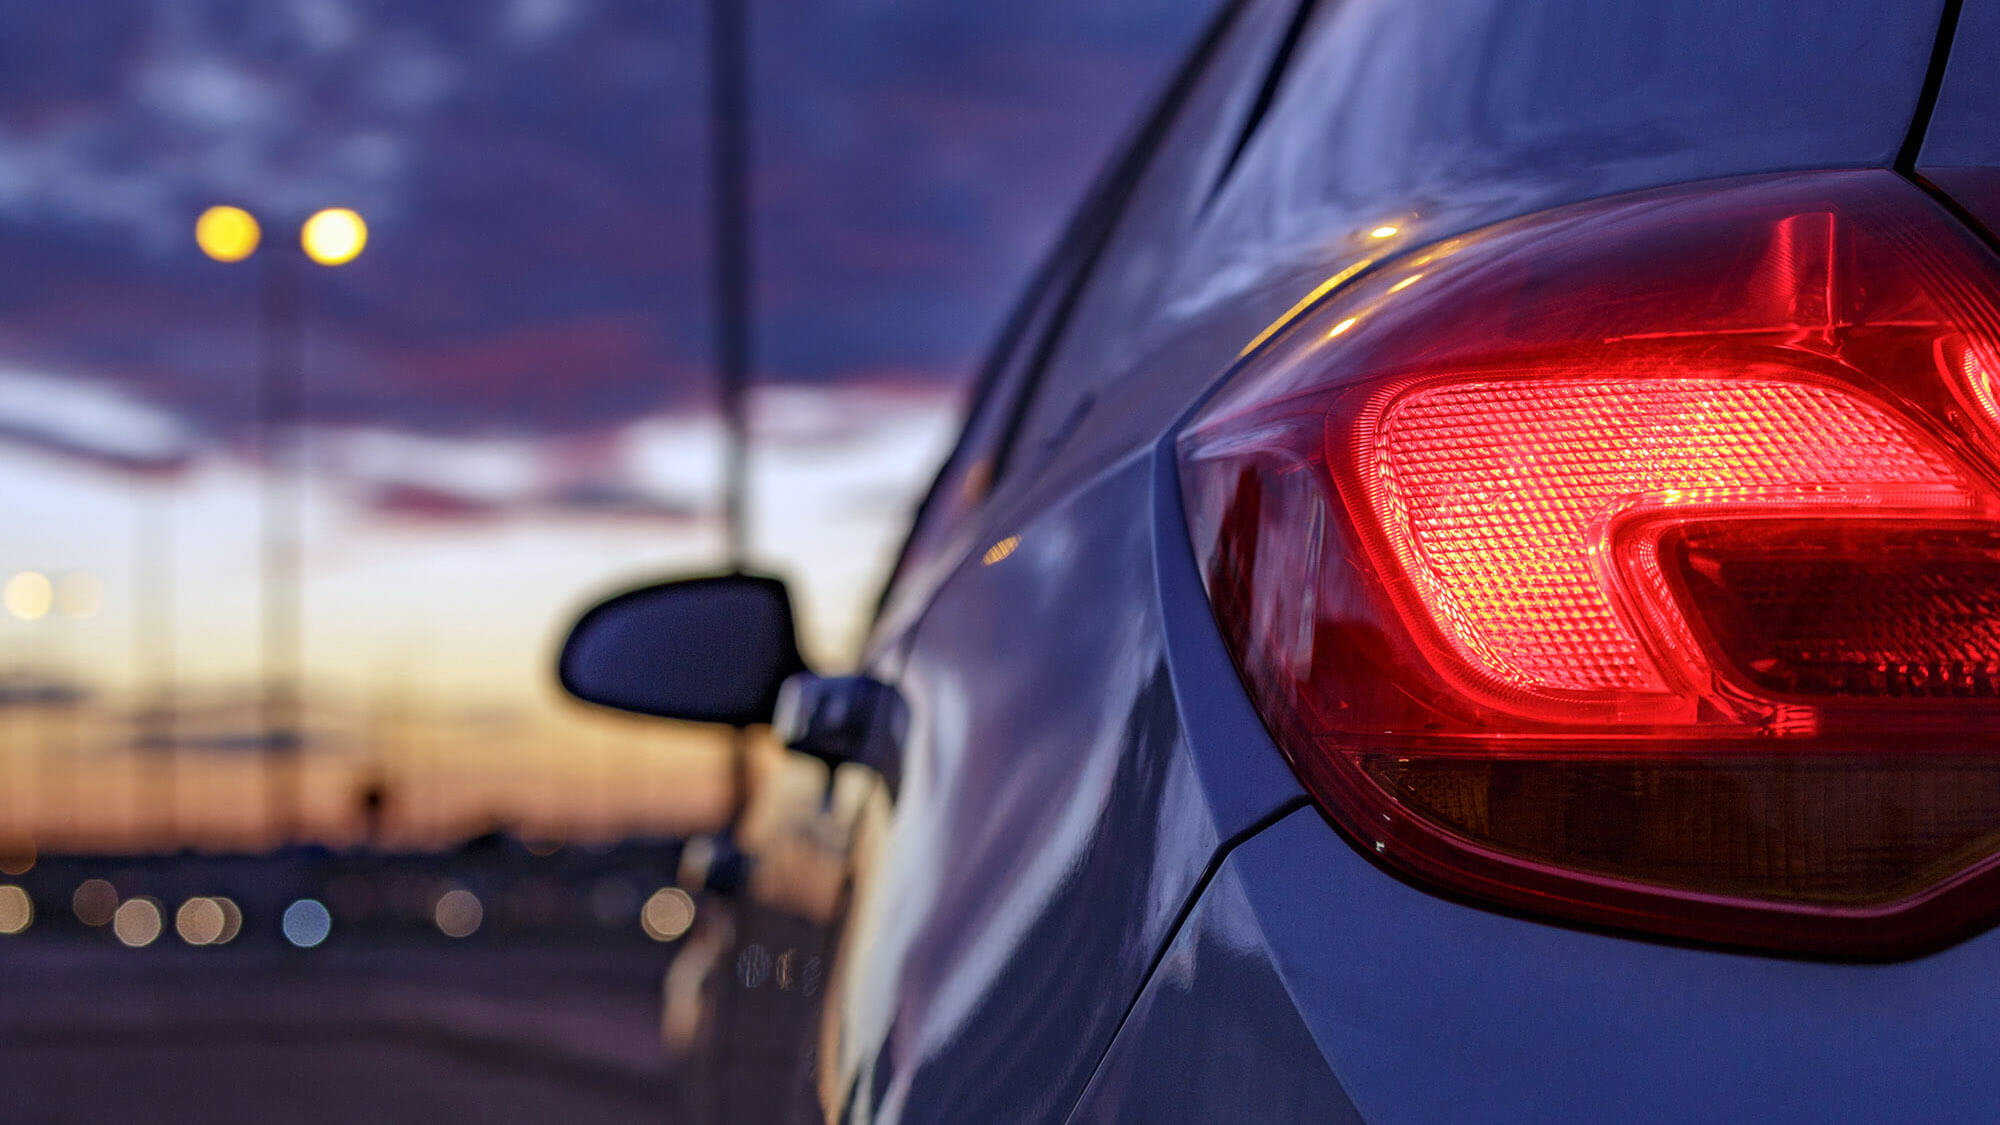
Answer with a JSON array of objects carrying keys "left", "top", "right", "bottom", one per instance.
[{"left": 558, "top": 0, "right": 2000, "bottom": 1119}]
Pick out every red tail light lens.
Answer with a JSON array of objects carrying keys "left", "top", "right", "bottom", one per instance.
[
  {"left": 1664, "top": 519, "right": 2000, "bottom": 700},
  {"left": 1179, "top": 172, "right": 2000, "bottom": 955}
]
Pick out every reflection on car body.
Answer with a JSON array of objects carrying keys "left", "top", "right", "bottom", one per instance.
[{"left": 564, "top": 0, "right": 2000, "bottom": 1119}]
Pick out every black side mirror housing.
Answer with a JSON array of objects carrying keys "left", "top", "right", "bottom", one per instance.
[
  {"left": 775, "top": 672, "right": 906, "bottom": 796},
  {"left": 557, "top": 573, "right": 807, "bottom": 727}
]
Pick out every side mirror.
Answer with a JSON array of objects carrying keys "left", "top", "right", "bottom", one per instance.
[
  {"left": 557, "top": 573, "right": 807, "bottom": 727},
  {"left": 775, "top": 672, "right": 906, "bottom": 797}
]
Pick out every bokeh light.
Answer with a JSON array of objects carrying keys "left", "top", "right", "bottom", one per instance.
[
  {"left": 4, "top": 571, "right": 52, "bottom": 621},
  {"left": 640, "top": 887, "right": 695, "bottom": 942},
  {"left": 175, "top": 897, "right": 226, "bottom": 946},
  {"left": 0, "top": 835, "right": 35, "bottom": 876},
  {"left": 214, "top": 897, "right": 243, "bottom": 945},
  {"left": 56, "top": 570, "right": 102, "bottom": 619},
  {"left": 194, "top": 204, "right": 260, "bottom": 262},
  {"left": 72, "top": 879, "right": 117, "bottom": 926},
  {"left": 301, "top": 207, "right": 367, "bottom": 266},
  {"left": 113, "top": 897, "right": 163, "bottom": 947},
  {"left": 433, "top": 888, "right": 482, "bottom": 938},
  {"left": 0, "top": 885, "right": 33, "bottom": 934},
  {"left": 282, "top": 898, "right": 331, "bottom": 948},
  {"left": 736, "top": 942, "right": 772, "bottom": 988}
]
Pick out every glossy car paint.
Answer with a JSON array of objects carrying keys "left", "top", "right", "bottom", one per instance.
[
  {"left": 1919, "top": 0, "right": 2000, "bottom": 170},
  {"left": 820, "top": 0, "right": 1999, "bottom": 1120},
  {"left": 1069, "top": 841, "right": 1360, "bottom": 1123},
  {"left": 888, "top": 0, "right": 1950, "bottom": 583},
  {"left": 1919, "top": 0, "right": 2000, "bottom": 237},
  {"left": 831, "top": 454, "right": 1243, "bottom": 1121},
  {"left": 1083, "top": 807, "right": 2000, "bottom": 1121}
]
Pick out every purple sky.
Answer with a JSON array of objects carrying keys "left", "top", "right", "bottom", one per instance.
[
  {"left": 0, "top": 0, "right": 1220, "bottom": 844},
  {"left": 0, "top": 0, "right": 1212, "bottom": 474}
]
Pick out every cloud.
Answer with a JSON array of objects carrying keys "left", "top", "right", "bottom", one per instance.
[
  {"left": 0, "top": 367, "right": 195, "bottom": 472},
  {"left": 320, "top": 378, "right": 958, "bottom": 527},
  {"left": 330, "top": 427, "right": 542, "bottom": 501},
  {"left": 132, "top": 55, "right": 278, "bottom": 131},
  {"left": 0, "top": 0, "right": 1202, "bottom": 515},
  {"left": 503, "top": 0, "right": 587, "bottom": 47},
  {"left": 289, "top": 0, "right": 359, "bottom": 52}
]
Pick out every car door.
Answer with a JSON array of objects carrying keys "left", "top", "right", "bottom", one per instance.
[{"left": 822, "top": 1, "right": 1316, "bottom": 1120}]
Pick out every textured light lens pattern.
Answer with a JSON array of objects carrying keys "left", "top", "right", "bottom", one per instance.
[
  {"left": 1669, "top": 521, "right": 2000, "bottom": 699},
  {"left": 1370, "top": 375, "right": 1969, "bottom": 692},
  {"left": 1182, "top": 173, "right": 2000, "bottom": 955}
]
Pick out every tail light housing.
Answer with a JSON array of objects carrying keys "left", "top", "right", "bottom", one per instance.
[{"left": 1179, "top": 171, "right": 2000, "bottom": 956}]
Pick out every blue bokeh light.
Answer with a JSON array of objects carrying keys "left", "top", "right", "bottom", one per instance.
[{"left": 281, "top": 898, "right": 331, "bottom": 948}]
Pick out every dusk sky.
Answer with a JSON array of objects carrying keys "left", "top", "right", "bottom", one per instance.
[{"left": 0, "top": 0, "right": 1212, "bottom": 847}]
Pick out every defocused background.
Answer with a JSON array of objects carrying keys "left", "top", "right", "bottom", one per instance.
[
  {"left": 1, "top": 0, "right": 1209, "bottom": 851},
  {"left": 0, "top": 0, "right": 1209, "bottom": 1116}
]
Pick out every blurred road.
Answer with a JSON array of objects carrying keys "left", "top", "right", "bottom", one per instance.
[{"left": 0, "top": 943, "right": 674, "bottom": 1123}]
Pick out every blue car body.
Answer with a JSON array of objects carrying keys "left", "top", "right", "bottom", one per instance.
[{"left": 811, "top": 1, "right": 2000, "bottom": 1119}]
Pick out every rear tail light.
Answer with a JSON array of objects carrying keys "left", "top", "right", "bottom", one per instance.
[{"left": 1178, "top": 172, "right": 2000, "bottom": 956}]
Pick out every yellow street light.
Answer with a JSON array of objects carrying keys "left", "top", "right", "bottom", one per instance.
[
  {"left": 301, "top": 207, "right": 367, "bottom": 266},
  {"left": 195, "top": 205, "right": 261, "bottom": 262},
  {"left": 3, "top": 572, "right": 52, "bottom": 622}
]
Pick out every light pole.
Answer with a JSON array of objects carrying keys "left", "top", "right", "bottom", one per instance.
[
  {"left": 708, "top": 0, "right": 754, "bottom": 837},
  {"left": 701, "top": 9, "right": 757, "bottom": 1117},
  {"left": 198, "top": 203, "right": 368, "bottom": 847},
  {"left": 131, "top": 491, "right": 176, "bottom": 849},
  {"left": 3, "top": 571, "right": 53, "bottom": 847},
  {"left": 52, "top": 571, "right": 99, "bottom": 848}
]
